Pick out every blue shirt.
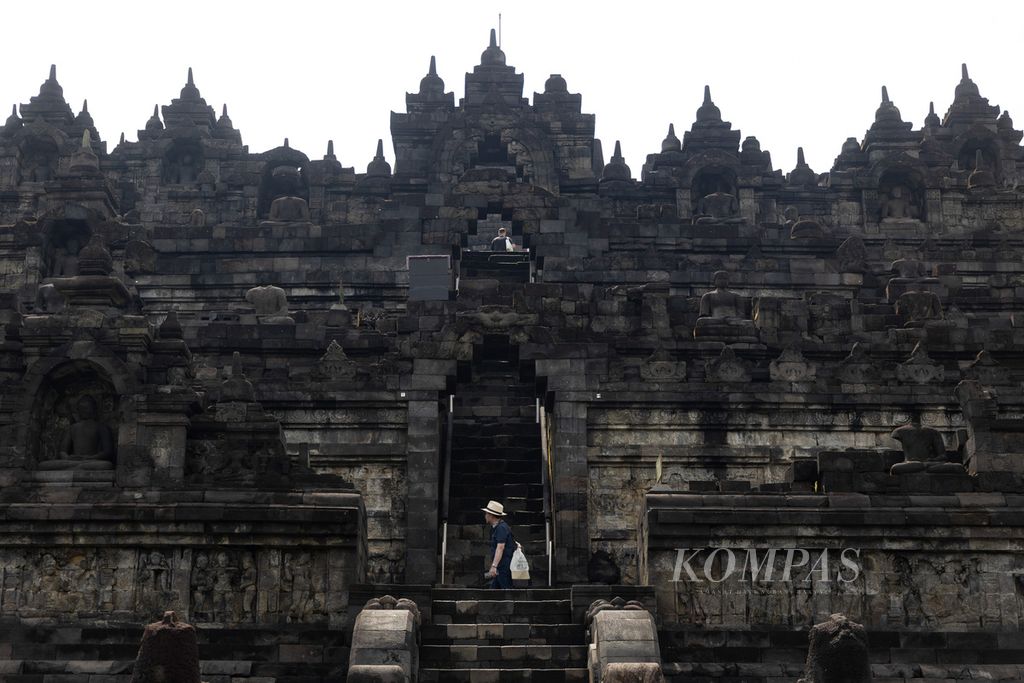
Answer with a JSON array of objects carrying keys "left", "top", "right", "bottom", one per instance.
[{"left": 490, "top": 520, "right": 514, "bottom": 569}]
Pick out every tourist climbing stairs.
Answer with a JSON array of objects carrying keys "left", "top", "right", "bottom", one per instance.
[
  {"left": 442, "top": 353, "right": 550, "bottom": 589},
  {"left": 419, "top": 587, "right": 587, "bottom": 682}
]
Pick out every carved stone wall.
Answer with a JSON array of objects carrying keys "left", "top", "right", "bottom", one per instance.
[
  {"left": 0, "top": 493, "right": 365, "bottom": 628},
  {"left": 643, "top": 492, "right": 1024, "bottom": 630}
]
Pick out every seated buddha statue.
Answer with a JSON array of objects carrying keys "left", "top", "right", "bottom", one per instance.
[
  {"left": 38, "top": 396, "right": 115, "bottom": 471},
  {"left": 693, "top": 271, "right": 758, "bottom": 343},
  {"left": 889, "top": 417, "right": 964, "bottom": 475},
  {"left": 694, "top": 190, "right": 742, "bottom": 224},
  {"left": 879, "top": 185, "right": 919, "bottom": 221}
]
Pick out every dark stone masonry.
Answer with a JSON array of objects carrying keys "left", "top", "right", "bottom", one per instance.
[{"left": 2, "top": 30, "right": 1024, "bottom": 681}]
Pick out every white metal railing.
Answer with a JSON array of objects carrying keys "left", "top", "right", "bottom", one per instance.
[
  {"left": 440, "top": 521, "right": 448, "bottom": 585},
  {"left": 538, "top": 401, "right": 554, "bottom": 587}
]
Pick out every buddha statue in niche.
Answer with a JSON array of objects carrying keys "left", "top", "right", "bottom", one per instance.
[
  {"left": 693, "top": 270, "right": 758, "bottom": 343},
  {"left": 168, "top": 151, "right": 199, "bottom": 185},
  {"left": 38, "top": 395, "right": 115, "bottom": 471},
  {"left": 263, "top": 165, "right": 310, "bottom": 221},
  {"left": 695, "top": 190, "right": 740, "bottom": 223},
  {"left": 880, "top": 185, "right": 919, "bottom": 221},
  {"left": 52, "top": 237, "right": 81, "bottom": 277},
  {"left": 268, "top": 196, "right": 310, "bottom": 222}
]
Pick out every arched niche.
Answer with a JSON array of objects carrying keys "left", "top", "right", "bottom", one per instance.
[
  {"left": 691, "top": 165, "right": 738, "bottom": 202},
  {"left": 431, "top": 123, "right": 558, "bottom": 193},
  {"left": 957, "top": 137, "right": 1000, "bottom": 182},
  {"left": 162, "top": 139, "right": 204, "bottom": 185},
  {"left": 257, "top": 163, "right": 310, "bottom": 218},
  {"left": 17, "top": 135, "right": 59, "bottom": 183},
  {"left": 42, "top": 217, "right": 93, "bottom": 278},
  {"left": 878, "top": 167, "right": 925, "bottom": 221},
  {"left": 463, "top": 133, "right": 537, "bottom": 185},
  {"left": 27, "top": 360, "right": 120, "bottom": 471}
]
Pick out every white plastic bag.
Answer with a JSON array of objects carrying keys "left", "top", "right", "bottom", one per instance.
[
  {"left": 510, "top": 543, "right": 530, "bottom": 580},
  {"left": 505, "top": 236, "right": 515, "bottom": 252}
]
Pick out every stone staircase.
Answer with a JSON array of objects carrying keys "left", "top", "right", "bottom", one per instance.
[
  {"left": 443, "top": 353, "right": 549, "bottom": 589},
  {"left": 419, "top": 588, "right": 587, "bottom": 682},
  {"left": 459, "top": 249, "right": 532, "bottom": 285}
]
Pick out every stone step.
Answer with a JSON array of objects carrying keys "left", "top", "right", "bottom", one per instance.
[
  {"left": 419, "top": 667, "right": 587, "bottom": 682},
  {"left": 443, "top": 576, "right": 552, "bottom": 592},
  {"left": 432, "top": 600, "right": 571, "bottom": 624},
  {"left": 454, "top": 407, "right": 537, "bottom": 419},
  {"left": 449, "top": 494, "right": 544, "bottom": 507},
  {"left": 450, "top": 465, "right": 541, "bottom": 479},
  {"left": 3, "top": 624, "right": 347, "bottom": 681},
  {"left": 442, "top": 539, "right": 548, "bottom": 559},
  {"left": 431, "top": 588, "right": 569, "bottom": 602},
  {"left": 451, "top": 458, "right": 541, "bottom": 472},
  {"left": 452, "top": 423, "right": 540, "bottom": 437},
  {"left": 453, "top": 394, "right": 534, "bottom": 404},
  {"left": 421, "top": 623, "right": 585, "bottom": 646},
  {"left": 442, "top": 562, "right": 550, "bottom": 584},
  {"left": 450, "top": 449, "right": 542, "bottom": 462},
  {"left": 6, "top": 658, "right": 342, "bottom": 680},
  {"left": 450, "top": 483, "right": 544, "bottom": 498},
  {"left": 448, "top": 510, "right": 546, "bottom": 525},
  {"left": 464, "top": 386, "right": 527, "bottom": 393},
  {"left": 420, "top": 644, "right": 587, "bottom": 668},
  {"left": 445, "top": 523, "right": 546, "bottom": 541}
]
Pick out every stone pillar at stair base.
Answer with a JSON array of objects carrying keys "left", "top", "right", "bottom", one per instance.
[
  {"left": 537, "top": 356, "right": 591, "bottom": 584},
  {"left": 348, "top": 665, "right": 408, "bottom": 683},
  {"left": 348, "top": 596, "right": 421, "bottom": 683},
  {"left": 603, "top": 663, "right": 666, "bottom": 683},
  {"left": 130, "top": 610, "right": 200, "bottom": 683},
  {"left": 798, "top": 613, "right": 871, "bottom": 683},
  {"left": 586, "top": 599, "right": 664, "bottom": 683},
  {"left": 405, "top": 395, "right": 442, "bottom": 584}
]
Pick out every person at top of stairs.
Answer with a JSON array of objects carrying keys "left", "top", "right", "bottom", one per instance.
[
  {"left": 489, "top": 226, "right": 515, "bottom": 252},
  {"left": 483, "top": 500, "right": 515, "bottom": 589}
]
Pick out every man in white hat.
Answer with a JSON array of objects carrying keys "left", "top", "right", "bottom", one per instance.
[{"left": 482, "top": 500, "right": 514, "bottom": 589}]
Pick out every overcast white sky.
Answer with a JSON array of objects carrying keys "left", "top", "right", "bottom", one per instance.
[{"left": 3, "top": 1, "right": 1022, "bottom": 175}]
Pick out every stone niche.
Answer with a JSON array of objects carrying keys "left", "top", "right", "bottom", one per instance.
[
  {"left": 877, "top": 168, "right": 925, "bottom": 223},
  {"left": 43, "top": 218, "right": 93, "bottom": 278},
  {"left": 26, "top": 360, "right": 120, "bottom": 481},
  {"left": 162, "top": 139, "right": 203, "bottom": 186},
  {"left": 17, "top": 133, "right": 59, "bottom": 183},
  {"left": 691, "top": 166, "right": 741, "bottom": 223},
  {"left": 258, "top": 162, "right": 310, "bottom": 219}
]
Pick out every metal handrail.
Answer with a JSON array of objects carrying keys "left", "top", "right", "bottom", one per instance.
[
  {"left": 538, "top": 400, "right": 554, "bottom": 587},
  {"left": 439, "top": 393, "right": 454, "bottom": 585}
]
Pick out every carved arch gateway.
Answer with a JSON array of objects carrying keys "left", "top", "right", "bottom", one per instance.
[
  {"left": 16, "top": 341, "right": 140, "bottom": 476},
  {"left": 428, "top": 118, "right": 559, "bottom": 193}
]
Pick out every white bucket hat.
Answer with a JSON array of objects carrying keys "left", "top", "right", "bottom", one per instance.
[{"left": 481, "top": 500, "right": 506, "bottom": 517}]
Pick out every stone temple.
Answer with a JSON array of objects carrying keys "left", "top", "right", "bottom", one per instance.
[{"left": 2, "top": 31, "right": 1024, "bottom": 682}]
